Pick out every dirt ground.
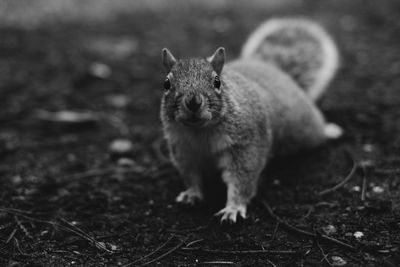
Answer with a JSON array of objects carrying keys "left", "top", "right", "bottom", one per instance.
[{"left": 1, "top": 0, "right": 400, "bottom": 266}]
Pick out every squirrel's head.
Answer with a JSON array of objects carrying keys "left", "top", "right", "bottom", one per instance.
[{"left": 160, "top": 47, "right": 226, "bottom": 128}]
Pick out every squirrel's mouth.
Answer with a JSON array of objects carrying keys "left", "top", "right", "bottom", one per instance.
[
  {"left": 176, "top": 108, "right": 212, "bottom": 128},
  {"left": 180, "top": 116, "right": 207, "bottom": 127}
]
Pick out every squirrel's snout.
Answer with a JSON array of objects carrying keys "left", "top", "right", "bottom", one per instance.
[{"left": 184, "top": 94, "right": 203, "bottom": 112}]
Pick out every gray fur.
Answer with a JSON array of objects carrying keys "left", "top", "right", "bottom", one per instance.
[{"left": 160, "top": 21, "right": 341, "bottom": 223}]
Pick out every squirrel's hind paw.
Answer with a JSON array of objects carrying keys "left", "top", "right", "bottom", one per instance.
[
  {"left": 215, "top": 204, "right": 247, "bottom": 224},
  {"left": 176, "top": 188, "right": 203, "bottom": 205},
  {"left": 324, "top": 123, "right": 343, "bottom": 139}
]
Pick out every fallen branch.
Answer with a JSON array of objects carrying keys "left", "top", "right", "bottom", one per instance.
[
  {"left": 261, "top": 202, "right": 357, "bottom": 252},
  {"left": 317, "top": 157, "right": 358, "bottom": 196}
]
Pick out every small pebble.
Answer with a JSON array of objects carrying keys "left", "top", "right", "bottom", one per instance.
[
  {"left": 353, "top": 231, "right": 364, "bottom": 239},
  {"left": 106, "top": 94, "right": 130, "bottom": 108},
  {"left": 87, "top": 37, "right": 138, "bottom": 59},
  {"left": 89, "top": 62, "right": 112, "bottom": 79},
  {"left": 362, "top": 144, "right": 374, "bottom": 153},
  {"left": 273, "top": 179, "right": 280, "bottom": 185},
  {"left": 117, "top": 157, "right": 135, "bottom": 167},
  {"left": 322, "top": 225, "right": 337, "bottom": 236},
  {"left": 372, "top": 186, "right": 384, "bottom": 194},
  {"left": 351, "top": 186, "right": 360, "bottom": 192},
  {"left": 112, "top": 196, "right": 122, "bottom": 201},
  {"left": 110, "top": 139, "right": 133, "bottom": 154},
  {"left": 331, "top": 255, "right": 347, "bottom": 266},
  {"left": 11, "top": 175, "right": 22, "bottom": 185},
  {"left": 40, "top": 230, "right": 49, "bottom": 236},
  {"left": 37, "top": 110, "right": 99, "bottom": 124},
  {"left": 359, "top": 159, "right": 374, "bottom": 168}
]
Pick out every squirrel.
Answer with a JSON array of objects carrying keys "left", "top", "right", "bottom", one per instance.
[{"left": 160, "top": 18, "right": 343, "bottom": 223}]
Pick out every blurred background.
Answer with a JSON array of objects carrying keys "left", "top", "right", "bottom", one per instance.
[
  {"left": 0, "top": 0, "right": 295, "bottom": 27},
  {"left": 1, "top": 0, "right": 400, "bottom": 266}
]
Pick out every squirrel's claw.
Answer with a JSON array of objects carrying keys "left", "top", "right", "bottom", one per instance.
[
  {"left": 215, "top": 204, "right": 247, "bottom": 224},
  {"left": 176, "top": 188, "right": 203, "bottom": 205}
]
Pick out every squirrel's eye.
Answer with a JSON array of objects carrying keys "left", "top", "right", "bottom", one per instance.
[
  {"left": 213, "top": 76, "right": 221, "bottom": 89},
  {"left": 164, "top": 78, "right": 171, "bottom": 90}
]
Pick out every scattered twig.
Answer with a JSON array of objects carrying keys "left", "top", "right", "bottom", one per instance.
[
  {"left": 139, "top": 237, "right": 188, "bottom": 266},
  {"left": 181, "top": 247, "right": 297, "bottom": 255},
  {"left": 0, "top": 208, "right": 112, "bottom": 253},
  {"left": 14, "top": 215, "right": 32, "bottom": 239},
  {"left": 303, "top": 206, "right": 315, "bottom": 219},
  {"left": 13, "top": 237, "right": 27, "bottom": 255},
  {"left": 6, "top": 228, "right": 17, "bottom": 244},
  {"left": 266, "top": 258, "right": 277, "bottom": 267},
  {"left": 101, "top": 113, "right": 131, "bottom": 136},
  {"left": 0, "top": 222, "right": 12, "bottom": 230},
  {"left": 317, "top": 157, "right": 358, "bottom": 196},
  {"left": 360, "top": 160, "right": 375, "bottom": 201},
  {"left": 0, "top": 207, "right": 42, "bottom": 215},
  {"left": 185, "top": 238, "right": 204, "bottom": 248},
  {"left": 268, "top": 222, "right": 280, "bottom": 243},
  {"left": 123, "top": 234, "right": 175, "bottom": 267},
  {"left": 361, "top": 168, "right": 367, "bottom": 202},
  {"left": 316, "top": 241, "right": 333, "bottom": 266},
  {"left": 261, "top": 202, "right": 357, "bottom": 252},
  {"left": 57, "top": 217, "right": 112, "bottom": 252}
]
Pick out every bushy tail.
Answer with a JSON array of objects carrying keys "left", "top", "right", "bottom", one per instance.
[{"left": 241, "top": 18, "right": 339, "bottom": 101}]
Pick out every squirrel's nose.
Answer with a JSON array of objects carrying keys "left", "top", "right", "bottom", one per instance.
[{"left": 185, "top": 94, "right": 203, "bottom": 112}]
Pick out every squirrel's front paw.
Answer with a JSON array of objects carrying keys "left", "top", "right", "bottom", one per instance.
[
  {"left": 176, "top": 188, "right": 203, "bottom": 205},
  {"left": 215, "top": 204, "right": 247, "bottom": 223}
]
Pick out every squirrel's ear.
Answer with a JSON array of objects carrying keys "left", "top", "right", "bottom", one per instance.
[
  {"left": 208, "top": 47, "right": 225, "bottom": 75},
  {"left": 162, "top": 48, "right": 177, "bottom": 72}
]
